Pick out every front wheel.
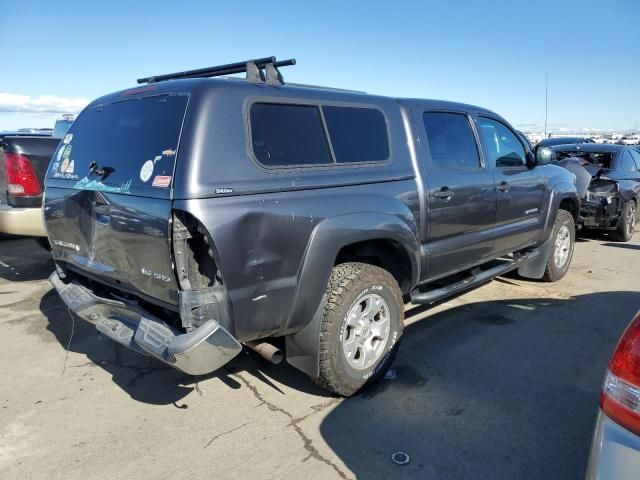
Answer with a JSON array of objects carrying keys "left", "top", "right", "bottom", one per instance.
[
  {"left": 542, "top": 209, "right": 575, "bottom": 282},
  {"left": 315, "top": 262, "right": 404, "bottom": 396}
]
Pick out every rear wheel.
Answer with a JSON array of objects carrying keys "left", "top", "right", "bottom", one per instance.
[
  {"left": 315, "top": 262, "right": 404, "bottom": 396},
  {"left": 542, "top": 209, "right": 575, "bottom": 282},
  {"left": 35, "top": 237, "right": 51, "bottom": 251},
  {"left": 612, "top": 200, "right": 636, "bottom": 242}
]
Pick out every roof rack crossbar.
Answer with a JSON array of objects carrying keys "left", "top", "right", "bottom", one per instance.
[{"left": 137, "top": 57, "right": 295, "bottom": 84}]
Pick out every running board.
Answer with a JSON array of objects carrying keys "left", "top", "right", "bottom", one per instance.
[{"left": 410, "top": 249, "right": 540, "bottom": 305}]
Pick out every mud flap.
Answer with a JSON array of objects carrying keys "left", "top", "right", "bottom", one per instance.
[
  {"left": 284, "top": 296, "right": 325, "bottom": 378},
  {"left": 517, "top": 236, "right": 552, "bottom": 280}
]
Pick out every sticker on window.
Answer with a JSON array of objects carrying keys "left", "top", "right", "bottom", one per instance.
[
  {"left": 152, "top": 175, "right": 171, "bottom": 188},
  {"left": 139, "top": 160, "right": 154, "bottom": 182}
]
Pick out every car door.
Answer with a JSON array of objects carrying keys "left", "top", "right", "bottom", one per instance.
[
  {"left": 475, "top": 116, "right": 547, "bottom": 256},
  {"left": 629, "top": 149, "right": 640, "bottom": 192},
  {"left": 618, "top": 149, "right": 640, "bottom": 200},
  {"left": 415, "top": 109, "right": 497, "bottom": 280}
]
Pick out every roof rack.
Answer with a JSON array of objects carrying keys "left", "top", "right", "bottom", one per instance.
[{"left": 137, "top": 56, "right": 296, "bottom": 85}]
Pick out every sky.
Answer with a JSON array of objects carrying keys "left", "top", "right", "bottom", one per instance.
[{"left": 1, "top": 0, "right": 638, "bottom": 132}]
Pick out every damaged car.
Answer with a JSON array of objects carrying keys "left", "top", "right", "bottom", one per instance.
[
  {"left": 43, "top": 57, "right": 580, "bottom": 396},
  {"left": 537, "top": 144, "right": 640, "bottom": 241}
]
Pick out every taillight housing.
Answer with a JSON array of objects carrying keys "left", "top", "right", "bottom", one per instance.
[
  {"left": 601, "top": 311, "right": 640, "bottom": 435},
  {"left": 4, "top": 152, "right": 41, "bottom": 196}
]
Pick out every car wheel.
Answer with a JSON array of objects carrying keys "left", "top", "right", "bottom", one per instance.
[
  {"left": 542, "top": 209, "right": 575, "bottom": 282},
  {"left": 35, "top": 237, "right": 51, "bottom": 251},
  {"left": 315, "top": 262, "right": 404, "bottom": 396},
  {"left": 612, "top": 200, "right": 636, "bottom": 242}
]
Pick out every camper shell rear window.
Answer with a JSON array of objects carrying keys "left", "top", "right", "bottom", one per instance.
[
  {"left": 249, "top": 102, "right": 390, "bottom": 168},
  {"left": 48, "top": 94, "right": 188, "bottom": 193}
]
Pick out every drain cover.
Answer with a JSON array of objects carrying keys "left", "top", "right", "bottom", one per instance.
[{"left": 391, "top": 451, "right": 410, "bottom": 465}]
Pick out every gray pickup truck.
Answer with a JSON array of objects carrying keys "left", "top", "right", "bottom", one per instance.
[{"left": 44, "top": 57, "right": 579, "bottom": 396}]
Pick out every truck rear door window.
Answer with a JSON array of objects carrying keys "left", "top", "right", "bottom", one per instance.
[
  {"left": 250, "top": 103, "right": 332, "bottom": 167},
  {"left": 422, "top": 112, "right": 480, "bottom": 169},
  {"left": 322, "top": 106, "right": 389, "bottom": 163}
]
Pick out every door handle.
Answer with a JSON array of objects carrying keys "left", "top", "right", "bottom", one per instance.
[
  {"left": 434, "top": 188, "right": 454, "bottom": 200},
  {"left": 497, "top": 181, "right": 510, "bottom": 192}
]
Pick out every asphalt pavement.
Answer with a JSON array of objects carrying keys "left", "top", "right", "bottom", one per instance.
[{"left": 0, "top": 230, "right": 638, "bottom": 479}]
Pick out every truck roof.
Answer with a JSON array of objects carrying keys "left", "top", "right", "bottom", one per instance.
[{"left": 92, "top": 76, "right": 500, "bottom": 119}]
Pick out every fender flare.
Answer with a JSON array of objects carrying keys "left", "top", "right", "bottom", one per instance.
[
  {"left": 285, "top": 211, "right": 419, "bottom": 378},
  {"left": 540, "top": 182, "right": 579, "bottom": 243}
]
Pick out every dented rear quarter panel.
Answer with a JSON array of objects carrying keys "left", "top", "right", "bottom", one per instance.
[{"left": 174, "top": 181, "right": 420, "bottom": 341}]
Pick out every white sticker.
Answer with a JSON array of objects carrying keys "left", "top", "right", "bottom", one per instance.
[
  {"left": 60, "top": 157, "right": 70, "bottom": 173},
  {"left": 55, "top": 145, "right": 65, "bottom": 163},
  {"left": 63, "top": 134, "right": 73, "bottom": 144},
  {"left": 153, "top": 155, "right": 162, "bottom": 163},
  {"left": 67, "top": 160, "right": 75, "bottom": 174},
  {"left": 139, "top": 160, "right": 154, "bottom": 182}
]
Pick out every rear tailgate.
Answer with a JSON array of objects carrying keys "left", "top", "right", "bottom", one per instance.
[{"left": 44, "top": 93, "right": 188, "bottom": 306}]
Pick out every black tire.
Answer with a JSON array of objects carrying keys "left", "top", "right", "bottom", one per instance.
[
  {"left": 542, "top": 209, "right": 575, "bottom": 282},
  {"left": 611, "top": 200, "right": 636, "bottom": 242},
  {"left": 35, "top": 237, "right": 51, "bottom": 251},
  {"left": 315, "top": 262, "right": 404, "bottom": 397}
]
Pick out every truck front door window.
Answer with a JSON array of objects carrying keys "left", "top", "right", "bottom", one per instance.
[{"left": 477, "top": 118, "right": 526, "bottom": 168}]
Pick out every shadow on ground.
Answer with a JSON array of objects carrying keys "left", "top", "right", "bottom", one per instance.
[
  {"left": 0, "top": 235, "right": 54, "bottom": 282},
  {"left": 39, "top": 289, "right": 328, "bottom": 406},
  {"left": 602, "top": 242, "right": 640, "bottom": 251},
  {"left": 320, "top": 290, "right": 640, "bottom": 480},
  {"left": 40, "top": 280, "right": 640, "bottom": 479}
]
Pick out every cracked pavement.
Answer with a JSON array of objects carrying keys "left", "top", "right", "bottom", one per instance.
[{"left": 0, "top": 230, "right": 639, "bottom": 479}]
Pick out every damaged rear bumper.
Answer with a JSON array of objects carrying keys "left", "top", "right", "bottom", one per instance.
[
  {"left": 49, "top": 271, "right": 241, "bottom": 375},
  {"left": 580, "top": 197, "right": 621, "bottom": 229}
]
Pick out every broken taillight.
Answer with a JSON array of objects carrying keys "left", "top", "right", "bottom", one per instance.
[
  {"left": 601, "top": 311, "right": 640, "bottom": 435},
  {"left": 4, "top": 152, "right": 41, "bottom": 196}
]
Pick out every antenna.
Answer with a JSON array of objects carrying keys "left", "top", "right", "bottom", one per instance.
[{"left": 544, "top": 74, "right": 549, "bottom": 138}]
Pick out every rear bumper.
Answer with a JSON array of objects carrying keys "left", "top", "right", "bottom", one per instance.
[
  {"left": 49, "top": 271, "right": 242, "bottom": 375},
  {"left": 0, "top": 204, "right": 46, "bottom": 237},
  {"left": 586, "top": 410, "right": 640, "bottom": 480},
  {"left": 580, "top": 198, "right": 620, "bottom": 230}
]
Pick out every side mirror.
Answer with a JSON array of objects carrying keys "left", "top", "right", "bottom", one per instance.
[
  {"left": 525, "top": 151, "right": 536, "bottom": 168},
  {"left": 535, "top": 147, "right": 554, "bottom": 165}
]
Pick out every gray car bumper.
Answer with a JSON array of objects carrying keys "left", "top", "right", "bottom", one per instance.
[
  {"left": 586, "top": 410, "right": 640, "bottom": 480},
  {"left": 49, "top": 271, "right": 242, "bottom": 376}
]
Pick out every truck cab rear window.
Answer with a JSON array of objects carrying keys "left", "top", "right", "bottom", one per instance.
[{"left": 250, "top": 103, "right": 390, "bottom": 168}]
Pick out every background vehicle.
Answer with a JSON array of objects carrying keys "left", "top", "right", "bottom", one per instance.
[
  {"left": 0, "top": 129, "right": 51, "bottom": 141},
  {"left": 45, "top": 58, "right": 579, "bottom": 396},
  {"left": 537, "top": 144, "right": 640, "bottom": 241},
  {"left": 535, "top": 136, "right": 595, "bottom": 149},
  {"left": 0, "top": 115, "right": 75, "bottom": 238},
  {"left": 586, "top": 310, "right": 640, "bottom": 480}
]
